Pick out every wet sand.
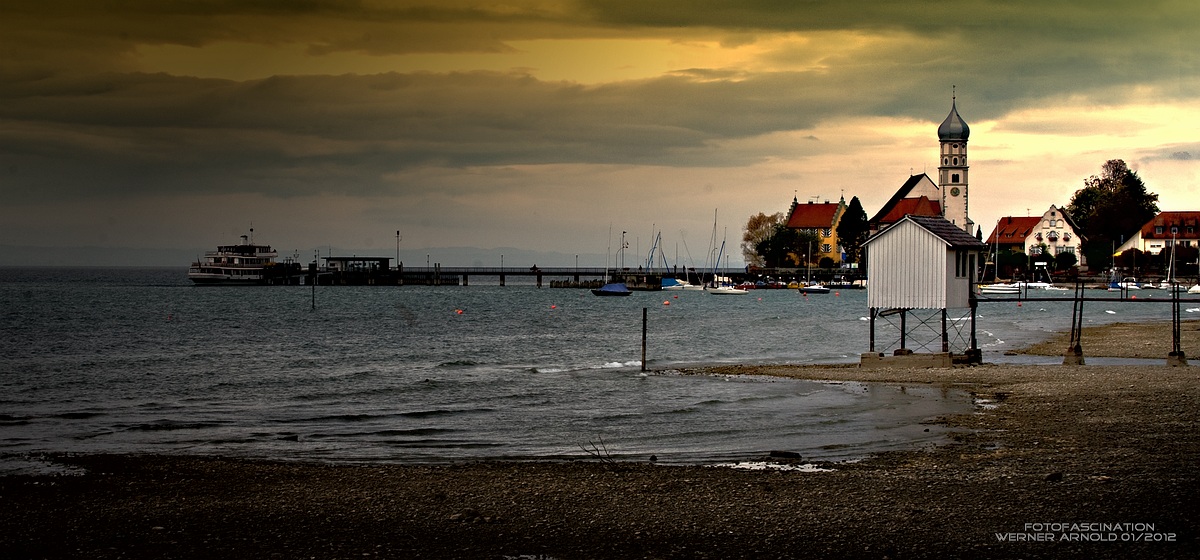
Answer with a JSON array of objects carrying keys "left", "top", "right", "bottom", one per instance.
[{"left": 3, "top": 321, "right": 1198, "bottom": 559}]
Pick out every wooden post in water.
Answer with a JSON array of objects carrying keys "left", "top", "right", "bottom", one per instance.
[{"left": 641, "top": 307, "right": 648, "bottom": 372}]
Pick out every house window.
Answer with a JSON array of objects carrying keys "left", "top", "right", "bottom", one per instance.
[
  {"left": 1156, "top": 226, "right": 1164, "bottom": 234},
  {"left": 822, "top": 228, "right": 831, "bottom": 238},
  {"left": 821, "top": 243, "right": 831, "bottom": 253},
  {"left": 1059, "top": 246, "right": 1075, "bottom": 254},
  {"left": 1048, "top": 231, "right": 1059, "bottom": 241},
  {"left": 1171, "top": 226, "right": 1179, "bottom": 235},
  {"left": 951, "top": 173, "right": 960, "bottom": 182},
  {"left": 952, "top": 157, "right": 958, "bottom": 165}
]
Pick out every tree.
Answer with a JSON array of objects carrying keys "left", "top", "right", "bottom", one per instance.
[
  {"left": 835, "top": 197, "right": 870, "bottom": 264},
  {"left": 1067, "top": 159, "right": 1159, "bottom": 269},
  {"left": 1054, "top": 251, "right": 1078, "bottom": 271},
  {"left": 742, "top": 212, "right": 783, "bottom": 267},
  {"left": 754, "top": 224, "right": 819, "bottom": 268}
]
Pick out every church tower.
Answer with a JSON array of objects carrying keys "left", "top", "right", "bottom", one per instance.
[{"left": 937, "top": 93, "right": 973, "bottom": 234}]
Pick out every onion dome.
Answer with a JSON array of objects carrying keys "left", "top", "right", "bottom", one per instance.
[{"left": 937, "top": 99, "right": 970, "bottom": 141}]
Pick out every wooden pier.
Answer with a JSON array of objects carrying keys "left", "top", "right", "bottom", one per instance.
[{"left": 309, "top": 263, "right": 752, "bottom": 288}]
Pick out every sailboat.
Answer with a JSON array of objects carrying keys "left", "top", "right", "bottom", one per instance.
[
  {"left": 979, "top": 223, "right": 1019, "bottom": 294},
  {"left": 797, "top": 240, "right": 830, "bottom": 294},
  {"left": 705, "top": 221, "right": 747, "bottom": 295},
  {"left": 1160, "top": 235, "right": 1185, "bottom": 292},
  {"left": 593, "top": 226, "right": 632, "bottom": 296}
]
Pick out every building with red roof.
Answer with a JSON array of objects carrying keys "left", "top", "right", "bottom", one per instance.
[
  {"left": 1115, "top": 211, "right": 1200, "bottom": 255},
  {"left": 985, "top": 205, "right": 1083, "bottom": 266},
  {"left": 868, "top": 174, "right": 943, "bottom": 234},
  {"left": 784, "top": 196, "right": 848, "bottom": 264}
]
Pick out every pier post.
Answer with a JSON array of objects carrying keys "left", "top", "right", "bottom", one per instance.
[
  {"left": 641, "top": 307, "right": 648, "bottom": 372},
  {"left": 462, "top": 274, "right": 469, "bottom": 286},
  {"left": 1169, "top": 285, "right": 1188, "bottom": 366},
  {"left": 941, "top": 309, "right": 949, "bottom": 353},
  {"left": 500, "top": 273, "right": 505, "bottom": 286},
  {"left": 1064, "top": 281, "right": 1086, "bottom": 365},
  {"left": 537, "top": 273, "right": 542, "bottom": 288},
  {"left": 868, "top": 307, "right": 876, "bottom": 352}
]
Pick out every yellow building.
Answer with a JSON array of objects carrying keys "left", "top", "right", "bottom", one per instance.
[{"left": 784, "top": 196, "right": 848, "bottom": 264}]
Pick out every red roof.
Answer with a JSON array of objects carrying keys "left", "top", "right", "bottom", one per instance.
[
  {"left": 1139, "top": 211, "right": 1200, "bottom": 240},
  {"left": 785, "top": 201, "right": 841, "bottom": 229},
  {"left": 986, "top": 216, "right": 1040, "bottom": 245},
  {"left": 877, "top": 196, "right": 942, "bottom": 225}
]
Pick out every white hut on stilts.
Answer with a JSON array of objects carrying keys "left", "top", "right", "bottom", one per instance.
[{"left": 862, "top": 215, "right": 987, "bottom": 366}]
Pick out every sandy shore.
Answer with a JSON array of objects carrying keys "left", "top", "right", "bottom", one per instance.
[
  {"left": 3, "top": 322, "right": 1198, "bottom": 559},
  {"left": 1017, "top": 318, "right": 1200, "bottom": 359}
]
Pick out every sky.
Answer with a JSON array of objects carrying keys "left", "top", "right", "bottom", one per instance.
[{"left": 2, "top": 1, "right": 1199, "bottom": 267}]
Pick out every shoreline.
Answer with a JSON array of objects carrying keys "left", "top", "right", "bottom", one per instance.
[{"left": 4, "top": 361, "right": 1198, "bottom": 559}]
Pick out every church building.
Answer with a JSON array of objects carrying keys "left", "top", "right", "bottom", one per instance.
[{"left": 869, "top": 96, "right": 975, "bottom": 236}]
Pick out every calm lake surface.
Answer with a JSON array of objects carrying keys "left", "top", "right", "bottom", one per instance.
[{"left": 2, "top": 267, "right": 1194, "bottom": 471}]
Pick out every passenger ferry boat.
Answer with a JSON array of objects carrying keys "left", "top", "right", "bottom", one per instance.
[{"left": 188, "top": 230, "right": 285, "bottom": 285}]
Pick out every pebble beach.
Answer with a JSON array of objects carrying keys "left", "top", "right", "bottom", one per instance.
[{"left": 3, "top": 321, "right": 1197, "bottom": 559}]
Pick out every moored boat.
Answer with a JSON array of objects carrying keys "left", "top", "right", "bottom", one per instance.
[
  {"left": 661, "top": 277, "right": 702, "bottom": 290},
  {"left": 798, "top": 283, "right": 831, "bottom": 294},
  {"left": 706, "top": 285, "right": 748, "bottom": 295},
  {"left": 188, "top": 231, "right": 286, "bottom": 285},
  {"left": 979, "top": 283, "right": 1020, "bottom": 295},
  {"left": 592, "top": 282, "right": 633, "bottom": 296}
]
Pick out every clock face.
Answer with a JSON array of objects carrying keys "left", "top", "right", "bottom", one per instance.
[{"left": 950, "top": 187, "right": 961, "bottom": 197}]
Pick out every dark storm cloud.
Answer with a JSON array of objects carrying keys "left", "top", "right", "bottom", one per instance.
[
  {"left": 0, "top": 68, "right": 855, "bottom": 201},
  {"left": 1, "top": 1, "right": 1197, "bottom": 203}
]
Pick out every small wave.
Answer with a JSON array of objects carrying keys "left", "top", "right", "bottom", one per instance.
[
  {"left": 651, "top": 406, "right": 699, "bottom": 416},
  {"left": 1187, "top": 307, "right": 1199, "bottom": 313},
  {"left": 125, "top": 420, "right": 225, "bottom": 432},
  {"left": 367, "top": 428, "right": 457, "bottom": 437},
  {"left": 437, "top": 359, "right": 480, "bottom": 368},
  {"left": 388, "top": 440, "right": 507, "bottom": 449},
  {"left": 400, "top": 408, "right": 495, "bottom": 419},
  {"left": 51, "top": 412, "right": 106, "bottom": 420},
  {"left": 292, "top": 413, "right": 378, "bottom": 423},
  {"left": 0, "top": 414, "right": 33, "bottom": 426}
]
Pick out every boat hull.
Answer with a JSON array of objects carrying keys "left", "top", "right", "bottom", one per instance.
[
  {"left": 706, "top": 287, "right": 748, "bottom": 295},
  {"left": 592, "top": 282, "right": 633, "bottom": 296}
]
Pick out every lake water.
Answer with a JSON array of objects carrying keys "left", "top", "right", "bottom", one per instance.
[{"left": 2, "top": 267, "right": 1194, "bottom": 472}]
